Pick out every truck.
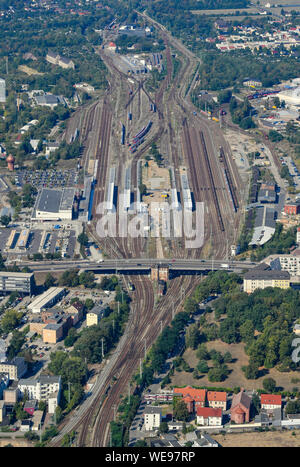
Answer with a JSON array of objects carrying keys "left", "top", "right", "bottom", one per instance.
[{"left": 221, "top": 263, "right": 229, "bottom": 268}]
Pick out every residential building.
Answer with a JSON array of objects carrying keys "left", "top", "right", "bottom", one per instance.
[
  {"left": 28, "top": 287, "right": 66, "bottom": 313},
  {"left": 86, "top": 305, "right": 105, "bottom": 327},
  {"left": 32, "top": 410, "right": 44, "bottom": 431},
  {"left": 66, "top": 301, "right": 84, "bottom": 325},
  {"left": 243, "top": 264, "right": 290, "bottom": 294},
  {"left": 260, "top": 394, "right": 282, "bottom": 411},
  {"left": 34, "top": 94, "right": 63, "bottom": 109},
  {"left": 284, "top": 202, "right": 300, "bottom": 215},
  {"left": 18, "top": 375, "right": 61, "bottom": 413},
  {"left": 3, "top": 387, "right": 19, "bottom": 404},
  {"left": 297, "top": 227, "right": 300, "bottom": 244},
  {"left": 243, "top": 78, "right": 263, "bottom": 87},
  {"left": 0, "top": 78, "right": 6, "bottom": 103},
  {"left": 144, "top": 406, "right": 162, "bottom": 431},
  {"left": 0, "top": 373, "right": 9, "bottom": 399},
  {"left": 196, "top": 407, "right": 222, "bottom": 426},
  {"left": 268, "top": 254, "right": 300, "bottom": 277},
  {"left": 20, "top": 420, "right": 32, "bottom": 432},
  {"left": 46, "top": 51, "right": 75, "bottom": 69},
  {"left": 42, "top": 322, "right": 64, "bottom": 343},
  {"left": 193, "top": 433, "right": 218, "bottom": 447},
  {"left": 230, "top": 390, "right": 251, "bottom": 424},
  {"left": 207, "top": 391, "right": 227, "bottom": 410},
  {"left": 0, "top": 357, "right": 27, "bottom": 381},
  {"left": 24, "top": 399, "right": 37, "bottom": 416},
  {"left": 174, "top": 386, "right": 206, "bottom": 413},
  {"left": 0, "top": 271, "right": 35, "bottom": 295}
]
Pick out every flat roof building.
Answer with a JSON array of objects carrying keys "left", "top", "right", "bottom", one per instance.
[
  {"left": 0, "top": 271, "right": 34, "bottom": 295},
  {"left": 32, "top": 187, "right": 75, "bottom": 221},
  {"left": 28, "top": 287, "right": 65, "bottom": 314}
]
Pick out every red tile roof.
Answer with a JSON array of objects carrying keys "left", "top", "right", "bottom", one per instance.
[
  {"left": 196, "top": 407, "right": 222, "bottom": 418},
  {"left": 174, "top": 386, "right": 206, "bottom": 402},
  {"left": 260, "top": 394, "right": 282, "bottom": 406},
  {"left": 207, "top": 391, "right": 227, "bottom": 402}
]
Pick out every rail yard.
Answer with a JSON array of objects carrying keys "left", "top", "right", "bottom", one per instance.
[{"left": 49, "top": 11, "right": 245, "bottom": 447}]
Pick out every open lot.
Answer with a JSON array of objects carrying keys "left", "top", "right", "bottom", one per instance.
[
  {"left": 213, "top": 430, "right": 300, "bottom": 447},
  {"left": 170, "top": 339, "right": 300, "bottom": 392}
]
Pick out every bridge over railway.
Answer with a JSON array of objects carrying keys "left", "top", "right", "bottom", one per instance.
[{"left": 21, "top": 258, "right": 258, "bottom": 275}]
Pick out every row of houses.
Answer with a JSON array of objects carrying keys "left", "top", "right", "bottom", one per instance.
[{"left": 143, "top": 387, "right": 283, "bottom": 430}]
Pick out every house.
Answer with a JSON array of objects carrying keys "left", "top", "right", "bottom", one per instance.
[
  {"left": 173, "top": 386, "right": 206, "bottom": 413},
  {"left": 284, "top": 202, "right": 300, "bottom": 215},
  {"left": 243, "top": 78, "right": 263, "bottom": 88},
  {"left": 24, "top": 399, "right": 37, "bottom": 416},
  {"left": 144, "top": 406, "right": 162, "bottom": 431},
  {"left": 260, "top": 394, "right": 282, "bottom": 411},
  {"left": 196, "top": 407, "right": 223, "bottom": 426},
  {"left": 66, "top": 301, "right": 84, "bottom": 325},
  {"left": 193, "top": 433, "right": 219, "bottom": 447},
  {"left": 230, "top": 390, "right": 251, "bottom": 424},
  {"left": 20, "top": 419, "right": 32, "bottom": 432},
  {"left": 86, "top": 305, "right": 105, "bottom": 327},
  {"left": 107, "top": 41, "right": 117, "bottom": 51},
  {"left": 207, "top": 391, "right": 227, "bottom": 410}
]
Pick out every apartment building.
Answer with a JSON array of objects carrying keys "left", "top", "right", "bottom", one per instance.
[
  {"left": 0, "top": 271, "right": 34, "bottom": 295},
  {"left": 18, "top": 375, "right": 61, "bottom": 413},
  {"left": 0, "top": 357, "right": 27, "bottom": 381},
  {"left": 269, "top": 255, "right": 300, "bottom": 277},
  {"left": 144, "top": 406, "right": 162, "bottom": 431},
  {"left": 243, "top": 264, "right": 290, "bottom": 294}
]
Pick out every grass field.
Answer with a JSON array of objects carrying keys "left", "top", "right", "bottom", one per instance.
[
  {"left": 170, "top": 340, "right": 300, "bottom": 392},
  {"left": 213, "top": 430, "right": 300, "bottom": 447}
]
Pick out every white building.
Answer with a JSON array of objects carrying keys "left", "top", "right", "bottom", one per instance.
[
  {"left": 28, "top": 287, "right": 65, "bottom": 314},
  {"left": 268, "top": 254, "right": 300, "bottom": 277},
  {"left": 0, "top": 78, "right": 6, "bottom": 103},
  {"left": 196, "top": 407, "right": 223, "bottom": 426},
  {"left": 32, "top": 187, "right": 75, "bottom": 221},
  {"left": 0, "top": 357, "right": 27, "bottom": 381},
  {"left": 144, "top": 406, "right": 162, "bottom": 431},
  {"left": 18, "top": 375, "right": 61, "bottom": 414}
]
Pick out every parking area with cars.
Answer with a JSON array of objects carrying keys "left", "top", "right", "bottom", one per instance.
[{"left": 14, "top": 168, "right": 79, "bottom": 189}]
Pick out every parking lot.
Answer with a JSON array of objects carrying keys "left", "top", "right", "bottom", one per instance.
[
  {"left": 14, "top": 168, "right": 79, "bottom": 189},
  {"left": 0, "top": 226, "right": 76, "bottom": 259}
]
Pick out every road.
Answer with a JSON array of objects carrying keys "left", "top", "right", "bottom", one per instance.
[{"left": 16, "top": 258, "right": 257, "bottom": 273}]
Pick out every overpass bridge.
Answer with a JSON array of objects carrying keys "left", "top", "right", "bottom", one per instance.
[{"left": 21, "top": 258, "right": 258, "bottom": 276}]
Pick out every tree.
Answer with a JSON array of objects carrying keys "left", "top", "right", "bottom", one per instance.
[
  {"left": 159, "top": 421, "right": 169, "bottom": 433},
  {"left": 139, "top": 183, "right": 147, "bottom": 197},
  {"left": 173, "top": 399, "right": 189, "bottom": 422},
  {"left": 262, "top": 377, "right": 276, "bottom": 393},
  {"left": 197, "top": 360, "right": 209, "bottom": 373},
  {"left": 77, "top": 232, "right": 89, "bottom": 247},
  {"left": 1, "top": 309, "right": 23, "bottom": 334},
  {"left": 0, "top": 215, "right": 11, "bottom": 227},
  {"left": 44, "top": 273, "right": 57, "bottom": 290},
  {"left": 242, "top": 362, "right": 259, "bottom": 380}
]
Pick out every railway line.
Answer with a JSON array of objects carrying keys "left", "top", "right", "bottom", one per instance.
[{"left": 52, "top": 12, "right": 244, "bottom": 448}]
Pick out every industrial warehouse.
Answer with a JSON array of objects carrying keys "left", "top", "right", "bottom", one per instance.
[{"left": 32, "top": 187, "right": 76, "bottom": 221}]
